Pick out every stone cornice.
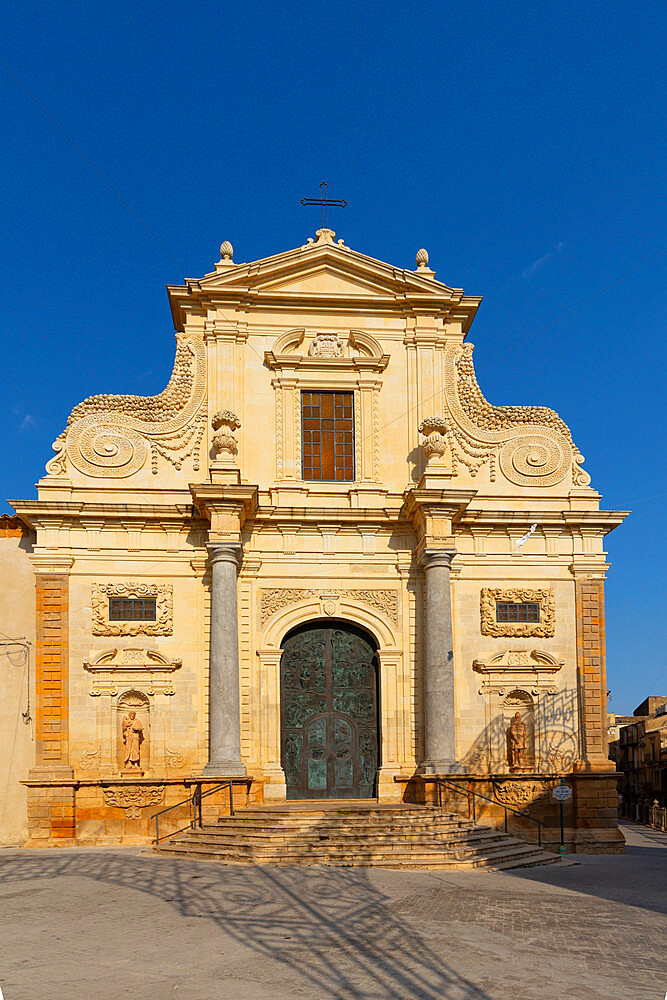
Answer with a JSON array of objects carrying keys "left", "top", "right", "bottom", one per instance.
[
  {"left": 12, "top": 500, "right": 198, "bottom": 530},
  {"left": 190, "top": 483, "right": 258, "bottom": 524},
  {"left": 460, "top": 509, "right": 629, "bottom": 536},
  {"left": 264, "top": 352, "right": 390, "bottom": 374},
  {"left": 167, "top": 239, "right": 481, "bottom": 331},
  {"left": 401, "top": 488, "right": 477, "bottom": 522},
  {"left": 253, "top": 505, "right": 411, "bottom": 529},
  {"left": 30, "top": 554, "right": 75, "bottom": 573}
]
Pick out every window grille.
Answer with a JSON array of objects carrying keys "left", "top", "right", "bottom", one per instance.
[
  {"left": 495, "top": 601, "right": 540, "bottom": 623},
  {"left": 301, "top": 391, "right": 354, "bottom": 481},
  {"left": 109, "top": 598, "right": 157, "bottom": 621}
]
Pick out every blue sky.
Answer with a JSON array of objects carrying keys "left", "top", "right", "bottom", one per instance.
[{"left": 2, "top": 2, "right": 665, "bottom": 714}]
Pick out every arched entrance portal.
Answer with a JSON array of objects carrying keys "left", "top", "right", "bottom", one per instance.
[{"left": 280, "top": 622, "right": 379, "bottom": 799}]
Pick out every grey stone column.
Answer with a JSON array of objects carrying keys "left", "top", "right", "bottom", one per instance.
[
  {"left": 203, "top": 543, "right": 247, "bottom": 776},
  {"left": 421, "top": 549, "right": 465, "bottom": 774}
]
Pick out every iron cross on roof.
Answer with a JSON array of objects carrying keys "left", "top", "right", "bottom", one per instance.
[{"left": 300, "top": 181, "right": 347, "bottom": 229}]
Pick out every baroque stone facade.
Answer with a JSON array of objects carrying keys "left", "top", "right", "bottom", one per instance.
[{"left": 1, "top": 227, "right": 627, "bottom": 851}]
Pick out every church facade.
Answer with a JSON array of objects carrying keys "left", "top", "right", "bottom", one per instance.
[{"left": 2, "top": 228, "right": 627, "bottom": 850}]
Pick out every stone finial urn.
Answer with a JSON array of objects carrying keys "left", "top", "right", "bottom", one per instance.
[
  {"left": 417, "top": 416, "right": 453, "bottom": 485},
  {"left": 418, "top": 416, "right": 449, "bottom": 460},
  {"left": 211, "top": 410, "right": 241, "bottom": 457},
  {"left": 210, "top": 410, "right": 241, "bottom": 484}
]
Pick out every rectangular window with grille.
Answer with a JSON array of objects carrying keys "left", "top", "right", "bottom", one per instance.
[
  {"left": 109, "top": 598, "right": 157, "bottom": 621},
  {"left": 495, "top": 601, "right": 540, "bottom": 623},
  {"left": 301, "top": 391, "right": 354, "bottom": 482}
]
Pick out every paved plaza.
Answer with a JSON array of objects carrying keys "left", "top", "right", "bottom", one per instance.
[{"left": 0, "top": 822, "right": 665, "bottom": 1000}]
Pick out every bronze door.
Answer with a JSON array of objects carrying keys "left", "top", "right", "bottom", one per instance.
[{"left": 280, "top": 625, "right": 379, "bottom": 799}]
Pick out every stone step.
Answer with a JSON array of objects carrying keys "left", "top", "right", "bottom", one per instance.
[
  {"left": 215, "top": 810, "right": 464, "bottom": 829},
  {"left": 210, "top": 819, "right": 472, "bottom": 835},
  {"left": 183, "top": 825, "right": 500, "bottom": 847},
  {"left": 155, "top": 840, "right": 557, "bottom": 869},
  {"left": 164, "top": 830, "right": 533, "bottom": 858},
  {"left": 218, "top": 815, "right": 453, "bottom": 826},
  {"left": 153, "top": 801, "right": 556, "bottom": 871}
]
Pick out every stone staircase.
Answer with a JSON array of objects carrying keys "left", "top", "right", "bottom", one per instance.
[{"left": 153, "top": 802, "right": 559, "bottom": 870}]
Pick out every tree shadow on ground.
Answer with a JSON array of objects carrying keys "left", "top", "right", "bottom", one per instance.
[{"left": 0, "top": 851, "right": 492, "bottom": 1000}]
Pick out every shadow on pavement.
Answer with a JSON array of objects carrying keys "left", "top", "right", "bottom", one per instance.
[
  {"left": 476, "top": 822, "right": 667, "bottom": 918},
  {"left": 0, "top": 850, "right": 492, "bottom": 1000}
]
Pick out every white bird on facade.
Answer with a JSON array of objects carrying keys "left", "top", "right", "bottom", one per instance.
[{"left": 514, "top": 523, "right": 538, "bottom": 550}]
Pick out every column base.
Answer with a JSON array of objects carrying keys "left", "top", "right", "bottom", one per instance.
[
  {"left": 262, "top": 765, "right": 287, "bottom": 802},
  {"left": 377, "top": 767, "right": 405, "bottom": 802},
  {"left": 203, "top": 760, "right": 247, "bottom": 778},
  {"left": 419, "top": 760, "right": 467, "bottom": 775}
]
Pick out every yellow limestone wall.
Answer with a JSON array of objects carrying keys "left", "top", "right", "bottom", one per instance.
[
  {"left": 6, "top": 230, "right": 627, "bottom": 848},
  {"left": 0, "top": 519, "right": 35, "bottom": 845}
]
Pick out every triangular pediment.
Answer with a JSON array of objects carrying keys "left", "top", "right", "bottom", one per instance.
[
  {"left": 168, "top": 230, "right": 482, "bottom": 331},
  {"left": 252, "top": 259, "right": 395, "bottom": 298}
]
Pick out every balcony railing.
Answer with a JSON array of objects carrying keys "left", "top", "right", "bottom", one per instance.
[{"left": 620, "top": 796, "right": 667, "bottom": 832}]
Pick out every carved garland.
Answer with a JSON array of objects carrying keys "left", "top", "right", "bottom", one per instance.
[
  {"left": 480, "top": 588, "right": 555, "bottom": 638},
  {"left": 260, "top": 588, "right": 399, "bottom": 626},
  {"left": 92, "top": 583, "right": 173, "bottom": 636}
]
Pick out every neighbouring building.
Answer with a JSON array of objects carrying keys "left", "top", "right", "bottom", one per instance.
[
  {"left": 1, "top": 228, "right": 628, "bottom": 850},
  {"left": 607, "top": 712, "right": 638, "bottom": 763},
  {"left": 613, "top": 699, "right": 667, "bottom": 812}
]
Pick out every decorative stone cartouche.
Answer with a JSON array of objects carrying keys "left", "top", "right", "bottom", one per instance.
[{"left": 308, "top": 333, "right": 344, "bottom": 358}]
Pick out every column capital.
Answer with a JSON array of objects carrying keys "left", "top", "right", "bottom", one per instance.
[
  {"left": 206, "top": 541, "right": 241, "bottom": 567},
  {"left": 420, "top": 548, "right": 457, "bottom": 570}
]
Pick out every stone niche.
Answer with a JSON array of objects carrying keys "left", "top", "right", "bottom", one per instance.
[
  {"left": 503, "top": 689, "right": 535, "bottom": 772},
  {"left": 117, "top": 689, "right": 150, "bottom": 774},
  {"left": 82, "top": 647, "right": 183, "bottom": 776},
  {"left": 469, "top": 649, "right": 572, "bottom": 773}
]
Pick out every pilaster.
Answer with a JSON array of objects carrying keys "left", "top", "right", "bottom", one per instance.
[
  {"left": 571, "top": 559, "right": 614, "bottom": 773},
  {"left": 29, "top": 555, "right": 74, "bottom": 781}
]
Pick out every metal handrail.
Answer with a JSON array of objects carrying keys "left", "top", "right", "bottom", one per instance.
[
  {"left": 431, "top": 777, "right": 543, "bottom": 848},
  {"left": 151, "top": 780, "right": 235, "bottom": 845}
]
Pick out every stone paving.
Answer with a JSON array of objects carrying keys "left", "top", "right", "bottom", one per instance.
[{"left": 0, "top": 822, "right": 665, "bottom": 1000}]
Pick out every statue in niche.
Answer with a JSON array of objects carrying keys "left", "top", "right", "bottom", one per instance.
[
  {"left": 121, "top": 710, "right": 145, "bottom": 774},
  {"left": 507, "top": 711, "right": 531, "bottom": 772}
]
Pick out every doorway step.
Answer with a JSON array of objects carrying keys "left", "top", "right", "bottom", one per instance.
[{"left": 153, "top": 802, "right": 559, "bottom": 870}]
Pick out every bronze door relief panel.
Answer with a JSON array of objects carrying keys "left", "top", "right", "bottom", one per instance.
[{"left": 280, "top": 624, "right": 379, "bottom": 799}]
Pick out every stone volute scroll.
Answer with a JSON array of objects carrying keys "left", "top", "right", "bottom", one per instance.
[
  {"left": 440, "top": 340, "right": 591, "bottom": 490},
  {"left": 47, "top": 330, "right": 207, "bottom": 481}
]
